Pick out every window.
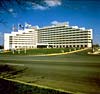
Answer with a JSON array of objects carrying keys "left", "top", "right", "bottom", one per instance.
[
  {"left": 73, "top": 45, "right": 75, "bottom": 47},
  {"left": 77, "top": 45, "right": 79, "bottom": 47},
  {"left": 70, "top": 45, "right": 72, "bottom": 47},
  {"left": 66, "top": 45, "right": 68, "bottom": 48}
]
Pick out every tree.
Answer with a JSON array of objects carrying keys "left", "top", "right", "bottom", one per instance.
[
  {"left": 93, "top": 44, "right": 99, "bottom": 48},
  {"left": 0, "top": 45, "right": 4, "bottom": 49}
]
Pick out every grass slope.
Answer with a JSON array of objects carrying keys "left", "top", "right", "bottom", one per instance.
[
  {"left": 0, "top": 78, "right": 70, "bottom": 94},
  {"left": 1, "top": 48, "right": 78, "bottom": 55}
]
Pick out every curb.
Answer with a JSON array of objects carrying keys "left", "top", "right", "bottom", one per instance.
[{"left": 46, "top": 48, "right": 88, "bottom": 56}]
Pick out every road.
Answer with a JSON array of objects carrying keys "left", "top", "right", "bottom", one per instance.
[{"left": 0, "top": 52, "right": 100, "bottom": 94}]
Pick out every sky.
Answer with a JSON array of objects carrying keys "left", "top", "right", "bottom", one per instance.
[{"left": 0, "top": 0, "right": 100, "bottom": 45}]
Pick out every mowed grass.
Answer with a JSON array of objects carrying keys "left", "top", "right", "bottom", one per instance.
[
  {"left": 0, "top": 49, "right": 100, "bottom": 93},
  {"left": 1, "top": 48, "right": 78, "bottom": 55}
]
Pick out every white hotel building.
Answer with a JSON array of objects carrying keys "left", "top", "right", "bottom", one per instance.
[{"left": 4, "top": 22, "right": 93, "bottom": 50}]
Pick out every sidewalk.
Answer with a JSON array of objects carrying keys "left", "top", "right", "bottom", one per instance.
[{"left": 46, "top": 48, "right": 88, "bottom": 56}]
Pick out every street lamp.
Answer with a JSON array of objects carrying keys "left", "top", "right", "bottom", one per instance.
[{"left": 91, "top": 39, "right": 94, "bottom": 53}]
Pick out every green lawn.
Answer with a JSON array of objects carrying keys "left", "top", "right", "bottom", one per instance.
[
  {"left": 1, "top": 48, "right": 79, "bottom": 55},
  {"left": 0, "top": 49, "right": 100, "bottom": 93}
]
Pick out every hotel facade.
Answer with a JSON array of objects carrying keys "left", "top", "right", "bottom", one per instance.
[{"left": 4, "top": 22, "right": 93, "bottom": 50}]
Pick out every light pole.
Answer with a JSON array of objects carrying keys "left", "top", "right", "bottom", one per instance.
[
  {"left": 24, "top": 46, "right": 26, "bottom": 54},
  {"left": 91, "top": 39, "right": 94, "bottom": 53}
]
